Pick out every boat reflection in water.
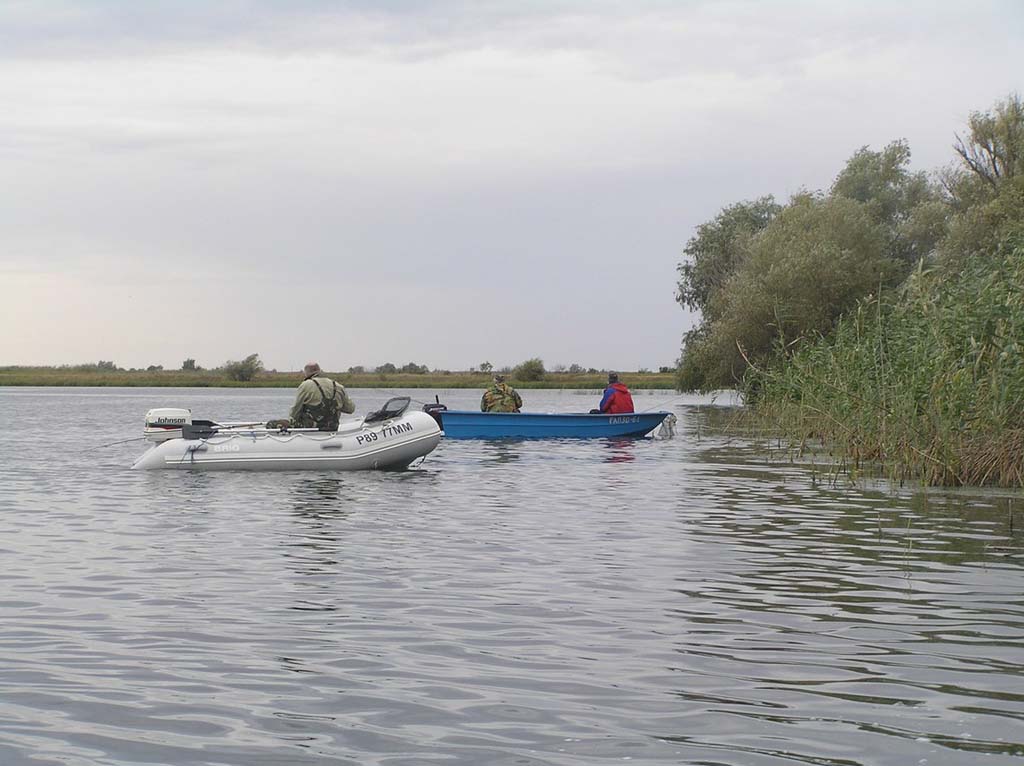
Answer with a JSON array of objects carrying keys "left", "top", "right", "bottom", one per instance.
[{"left": 603, "top": 437, "right": 637, "bottom": 463}]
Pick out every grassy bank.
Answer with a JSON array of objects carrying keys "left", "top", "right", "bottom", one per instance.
[
  {"left": 751, "top": 240, "right": 1024, "bottom": 487},
  {"left": 0, "top": 368, "right": 678, "bottom": 390}
]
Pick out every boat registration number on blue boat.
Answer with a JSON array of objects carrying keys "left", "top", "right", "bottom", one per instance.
[
  {"left": 355, "top": 421, "right": 415, "bottom": 445},
  {"left": 609, "top": 416, "right": 640, "bottom": 424}
]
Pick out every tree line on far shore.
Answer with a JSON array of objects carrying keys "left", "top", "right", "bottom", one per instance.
[
  {"left": 6, "top": 356, "right": 675, "bottom": 384},
  {"left": 676, "top": 94, "right": 1024, "bottom": 486}
]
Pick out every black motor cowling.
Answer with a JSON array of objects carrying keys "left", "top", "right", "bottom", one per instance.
[
  {"left": 182, "top": 422, "right": 219, "bottom": 440},
  {"left": 422, "top": 400, "right": 447, "bottom": 428}
]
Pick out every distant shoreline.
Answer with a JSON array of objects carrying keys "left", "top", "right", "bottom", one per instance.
[{"left": 0, "top": 369, "right": 678, "bottom": 390}]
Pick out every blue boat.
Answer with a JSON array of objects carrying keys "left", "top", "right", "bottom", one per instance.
[{"left": 423, "top": 406, "right": 671, "bottom": 439}]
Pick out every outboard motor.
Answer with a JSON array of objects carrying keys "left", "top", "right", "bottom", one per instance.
[
  {"left": 143, "top": 408, "right": 220, "bottom": 442},
  {"left": 422, "top": 396, "right": 447, "bottom": 428},
  {"left": 144, "top": 408, "right": 192, "bottom": 442}
]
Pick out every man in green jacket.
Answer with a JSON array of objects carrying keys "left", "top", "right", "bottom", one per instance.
[
  {"left": 480, "top": 374, "right": 523, "bottom": 413},
  {"left": 269, "top": 362, "right": 355, "bottom": 431}
]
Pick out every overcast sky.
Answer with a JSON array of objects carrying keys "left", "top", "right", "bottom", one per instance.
[{"left": 1, "top": 0, "right": 1022, "bottom": 372}]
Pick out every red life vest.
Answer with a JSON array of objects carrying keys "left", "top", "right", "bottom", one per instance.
[{"left": 604, "top": 383, "right": 634, "bottom": 414}]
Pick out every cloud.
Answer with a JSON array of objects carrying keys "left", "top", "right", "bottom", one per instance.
[{"left": 0, "top": 1, "right": 1022, "bottom": 370}]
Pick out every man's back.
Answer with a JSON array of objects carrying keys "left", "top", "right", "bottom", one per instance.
[
  {"left": 291, "top": 374, "right": 355, "bottom": 429},
  {"left": 600, "top": 382, "right": 634, "bottom": 414},
  {"left": 481, "top": 382, "right": 522, "bottom": 413}
]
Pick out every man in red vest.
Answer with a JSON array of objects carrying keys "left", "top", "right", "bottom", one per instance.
[{"left": 593, "top": 372, "right": 635, "bottom": 414}]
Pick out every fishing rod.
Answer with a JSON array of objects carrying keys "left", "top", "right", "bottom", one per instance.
[
  {"left": 637, "top": 389, "right": 739, "bottom": 413},
  {"left": 88, "top": 419, "right": 271, "bottom": 451},
  {"left": 638, "top": 392, "right": 691, "bottom": 413},
  {"left": 87, "top": 436, "right": 146, "bottom": 450},
  {"left": 358, "top": 386, "right": 433, "bottom": 408}
]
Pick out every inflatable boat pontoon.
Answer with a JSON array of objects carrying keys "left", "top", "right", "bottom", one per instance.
[{"left": 132, "top": 397, "right": 441, "bottom": 471}]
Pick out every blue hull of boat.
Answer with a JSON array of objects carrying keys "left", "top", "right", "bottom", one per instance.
[{"left": 436, "top": 410, "right": 670, "bottom": 439}]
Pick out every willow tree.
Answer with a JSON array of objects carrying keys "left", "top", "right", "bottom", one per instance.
[
  {"left": 223, "top": 353, "right": 263, "bottom": 382},
  {"left": 678, "top": 195, "right": 892, "bottom": 392},
  {"left": 941, "top": 94, "right": 1024, "bottom": 265},
  {"left": 676, "top": 197, "right": 780, "bottom": 319},
  {"left": 676, "top": 140, "right": 941, "bottom": 393}
]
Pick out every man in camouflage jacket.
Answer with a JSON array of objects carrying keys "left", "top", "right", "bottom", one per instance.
[
  {"left": 480, "top": 374, "right": 523, "bottom": 413},
  {"left": 271, "top": 362, "right": 355, "bottom": 431}
]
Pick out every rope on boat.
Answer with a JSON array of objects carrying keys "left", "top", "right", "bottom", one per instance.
[{"left": 202, "top": 430, "right": 341, "bottom": 443}]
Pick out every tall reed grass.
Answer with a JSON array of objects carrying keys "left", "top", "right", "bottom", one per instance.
[{"left": 752, "top": 240, "right": 1024, "bottom": 486}]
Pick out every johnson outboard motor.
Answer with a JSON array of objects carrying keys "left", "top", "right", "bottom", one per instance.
[
  {"left": 143, "top": 408, "right": 220, "bottom": 442},
  {"left": 143, "top": 408, "right": 192, "bottom": 442},
  {"left": 422, "top": 395, "right": 447, "bottom": 428}
]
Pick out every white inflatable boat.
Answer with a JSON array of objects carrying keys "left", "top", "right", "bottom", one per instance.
[{"left": 132, "top": 397, "right": 441, "bottom": 471}]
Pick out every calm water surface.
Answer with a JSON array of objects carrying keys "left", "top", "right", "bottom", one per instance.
[{"left": 1, "top": 387, "right": 1022, "bottom": 766}]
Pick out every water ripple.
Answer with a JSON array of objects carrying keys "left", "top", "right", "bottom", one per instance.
[{"left": 0, "top": 388, "right": 1022, "bottom": 765}]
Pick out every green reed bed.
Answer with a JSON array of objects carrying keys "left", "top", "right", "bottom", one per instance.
[{"left": 752, "top": 241, "right": 1024, "bottom": 487}]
